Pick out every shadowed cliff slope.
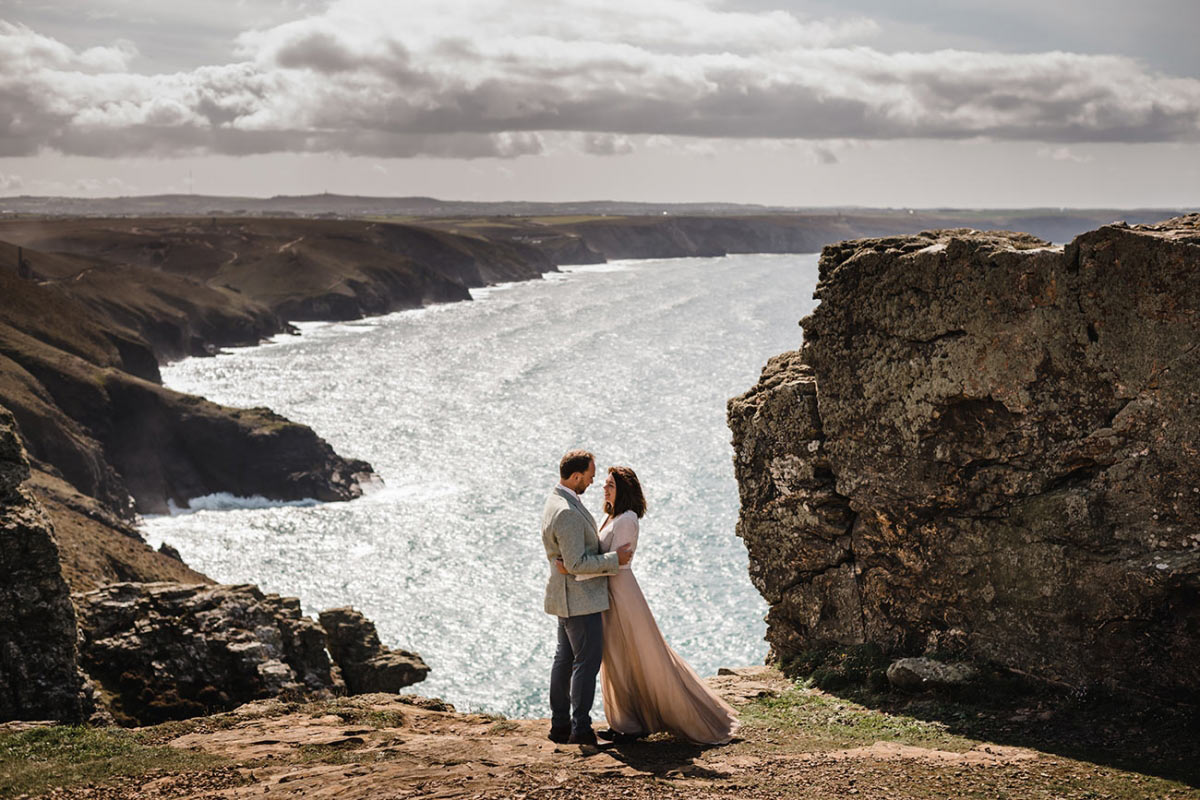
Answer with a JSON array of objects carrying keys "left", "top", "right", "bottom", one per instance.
[{"left": 728, "top": 215, "right": 1200, "bottom": 701}]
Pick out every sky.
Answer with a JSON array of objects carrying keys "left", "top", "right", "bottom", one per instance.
[{"left": 1, "top": 0, "right": 1198, "bottom": 207}]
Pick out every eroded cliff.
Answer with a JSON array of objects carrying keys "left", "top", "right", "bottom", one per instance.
[
  {"left": 0, "top": 406, "right": 94, "bottom": 722},
  {"left": 728, "top": 216, "right": 1200, "bottom": 700},
  {"left": 0, "top": 246, "right": 374, "bottom": 587}
]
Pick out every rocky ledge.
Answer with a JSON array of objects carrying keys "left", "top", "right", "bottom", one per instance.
[
  {"left": 319, "top": 607, "right": 430, "bottom": 693},
  {"left": 728, "top": 215, "right": 1200, "bottom": 701},
  {"left": 75, "top": 583, "right": 430, "bottom": 725}
]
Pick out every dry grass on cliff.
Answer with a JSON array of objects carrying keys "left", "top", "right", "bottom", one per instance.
[
  {"left": 2, "top": 669, "right": 1197, "bottom": 800},
  {"left": 0, "top": 725, "right": 224, "bottom": 798}
]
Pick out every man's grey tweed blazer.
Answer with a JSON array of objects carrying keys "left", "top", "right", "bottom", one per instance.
[{"left": 542, "top": 485, "right": 619, "bottom": 617}]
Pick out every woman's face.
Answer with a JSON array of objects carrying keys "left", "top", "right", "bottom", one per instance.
[{"left": 603, "top": 473, "right": 616, "bottom": 509}]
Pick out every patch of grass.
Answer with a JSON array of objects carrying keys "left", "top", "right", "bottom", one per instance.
[
  {"left": 134, "top": 712, "right": 242, "bottom": 744},
  {"left": 288, "top": 739, "right": 379, "bottom": 766},
  {"left": 487, "top": 720, "right": 520, "bottom": 735},
  {"left": 133, "top": 703, "right": 299, "bottom": 746},
  {"left": 0, "top": 725, "right": 226, "bottom": 799},
  {"left": 301, "top": 698, "right": 406, "bottom": 729},
  {"left": 740, "top": 682, "right": 978, "bottom": 752},
  {"left": 525, "top": 215, "right": 617, "bottom": 225}
]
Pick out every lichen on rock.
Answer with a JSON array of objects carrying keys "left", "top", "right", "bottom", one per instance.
[{"left": 729, "top": 216, "right": 1200, "bottom": 701}]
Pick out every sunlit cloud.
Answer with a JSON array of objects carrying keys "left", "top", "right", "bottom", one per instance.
[
  {"left": 1037, "top": 145, "right": 1094, "bottom": 163},
  {"left": 1, "top": 2, "right": 1198, "bottom": 161}
]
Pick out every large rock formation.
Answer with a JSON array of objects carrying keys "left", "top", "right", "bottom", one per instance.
[
  {"left": 729, "top": 216, "right": 1200, "bottom": 701},
  {"left": 75, "top": 582, "right": 344, "bottom": 724},
  {"left": 0, "top": 406, "right": 92, "bottom": 722},
  {"left": 319, "top": 607, "right": 430, "bottom": 693},
  {"left": 73, "top": 584, "right": 431, "bottom": 725}
]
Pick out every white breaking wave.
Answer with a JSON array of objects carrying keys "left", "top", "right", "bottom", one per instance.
[
  {"left": 166, "top": 493, "right": 322, "bottom": 515},
  {"left": 470, "top": 280, "right": 527, "bottom": 300},
  {"left": 558, "top": 259, "right": 646, "bottom": 274}
]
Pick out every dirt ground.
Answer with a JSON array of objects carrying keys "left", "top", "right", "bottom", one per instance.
[{"left": 12, "top": 667, "right": 1199, "bottom": 800}]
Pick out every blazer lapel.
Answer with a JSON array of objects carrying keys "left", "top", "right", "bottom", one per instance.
[{"left": 556, "top": 486, "right": 598, "bottom": 534}]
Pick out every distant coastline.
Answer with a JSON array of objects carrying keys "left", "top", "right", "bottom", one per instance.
[{"left": 0, "top": 206, "right": 1189, "bottom": 596}]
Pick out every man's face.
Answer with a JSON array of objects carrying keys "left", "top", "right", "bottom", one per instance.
[{"left": 579, "top": 460, "right": 596, "bottom": 492}]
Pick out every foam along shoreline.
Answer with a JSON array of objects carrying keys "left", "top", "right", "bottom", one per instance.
[{"left": 163, "top": 493, "right": 324, "bottom": 515}]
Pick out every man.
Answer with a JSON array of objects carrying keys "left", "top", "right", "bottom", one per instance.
[{"left": 542, "top": 449, "right": 632, "bottom": 746}]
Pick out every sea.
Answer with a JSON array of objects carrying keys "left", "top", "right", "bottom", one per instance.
[{"left": 141, "top": 252, "right": 822, "bottom": 718}]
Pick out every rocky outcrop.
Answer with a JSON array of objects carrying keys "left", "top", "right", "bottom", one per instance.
[
  {"left": 72, "top": 584, "right": 431, "bottom": 726},
  {"left": 886, "top": 658, "right": 979, "bottom": 693},
  {"left": 102, "top": 379, "right": 372, "bottom": 514},
  {"left": 729, "top": 216, "right": 1200, "bottom": 701},
  {"left": 319, "top": 607, "right": 430, "bottom": 693},
  {"left": 75, "top": 582, "right": 345, "bottom": 724},
  {"left": 0, "top": 406, "right": 93, "bottom": 722}
]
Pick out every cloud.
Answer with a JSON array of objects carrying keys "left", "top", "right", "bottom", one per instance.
[
  {"left": 1, "top": 3, "right": 1198, "bottom": 161},
  {"left": 72, "top": 176, "right": 137, "bottom": 195},
  {"left": 0, "top": 171, "right": 23, "bottom": 192},
  {"left": 581, "top": 133, "right": 635, "bottom": 156},
  {"left": 1037, "top": 145, "right": 1094, "bottom": 163}
]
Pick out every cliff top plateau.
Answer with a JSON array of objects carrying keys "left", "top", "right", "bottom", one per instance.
[{"left": 3, "top": 666, "right": 1198, "bottom": 799}]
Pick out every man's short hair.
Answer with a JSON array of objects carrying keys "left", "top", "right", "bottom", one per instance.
[{"left": 559, "top": 449, "right": 594, "bottom": 480}]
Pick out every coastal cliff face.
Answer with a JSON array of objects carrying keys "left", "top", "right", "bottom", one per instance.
[
  {"left": 549, "top": 215, "right": 867, "bottom": 261},
  {"left": 728, "top": 216, "right": 1200, "bottom": 700},
  {"left": 0, "top": 244, "right": 376, "bottom": 583},
  {"left": 102, "top": 379, "right": 372, "bottom": 515},
  {"left": 0, "top": 407, "right": 93, "bottom": 722},
  {"left": 0, "top": 218, "right": 554, "bottom": 324}
]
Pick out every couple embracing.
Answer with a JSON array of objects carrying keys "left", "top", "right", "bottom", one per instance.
[{"left": 541, "top": 449, "right": 739, "bottom": 747}]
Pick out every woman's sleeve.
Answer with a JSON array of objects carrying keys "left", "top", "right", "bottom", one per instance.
[{"left": 610, "top": 514, "right": 639, "bottom": 560}]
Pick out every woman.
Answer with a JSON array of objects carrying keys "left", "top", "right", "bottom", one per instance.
[{"left": 557, "top": 466, "right": 739, "bottom": 745}]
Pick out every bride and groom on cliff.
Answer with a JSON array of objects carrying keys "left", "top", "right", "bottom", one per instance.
[{"left": 541, "top": 449, "right": 739, "bottom": 747}]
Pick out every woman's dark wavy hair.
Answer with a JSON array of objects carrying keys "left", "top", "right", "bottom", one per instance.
[{"left": 604, "top": 466, "right": 647, "bottom": 518}]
